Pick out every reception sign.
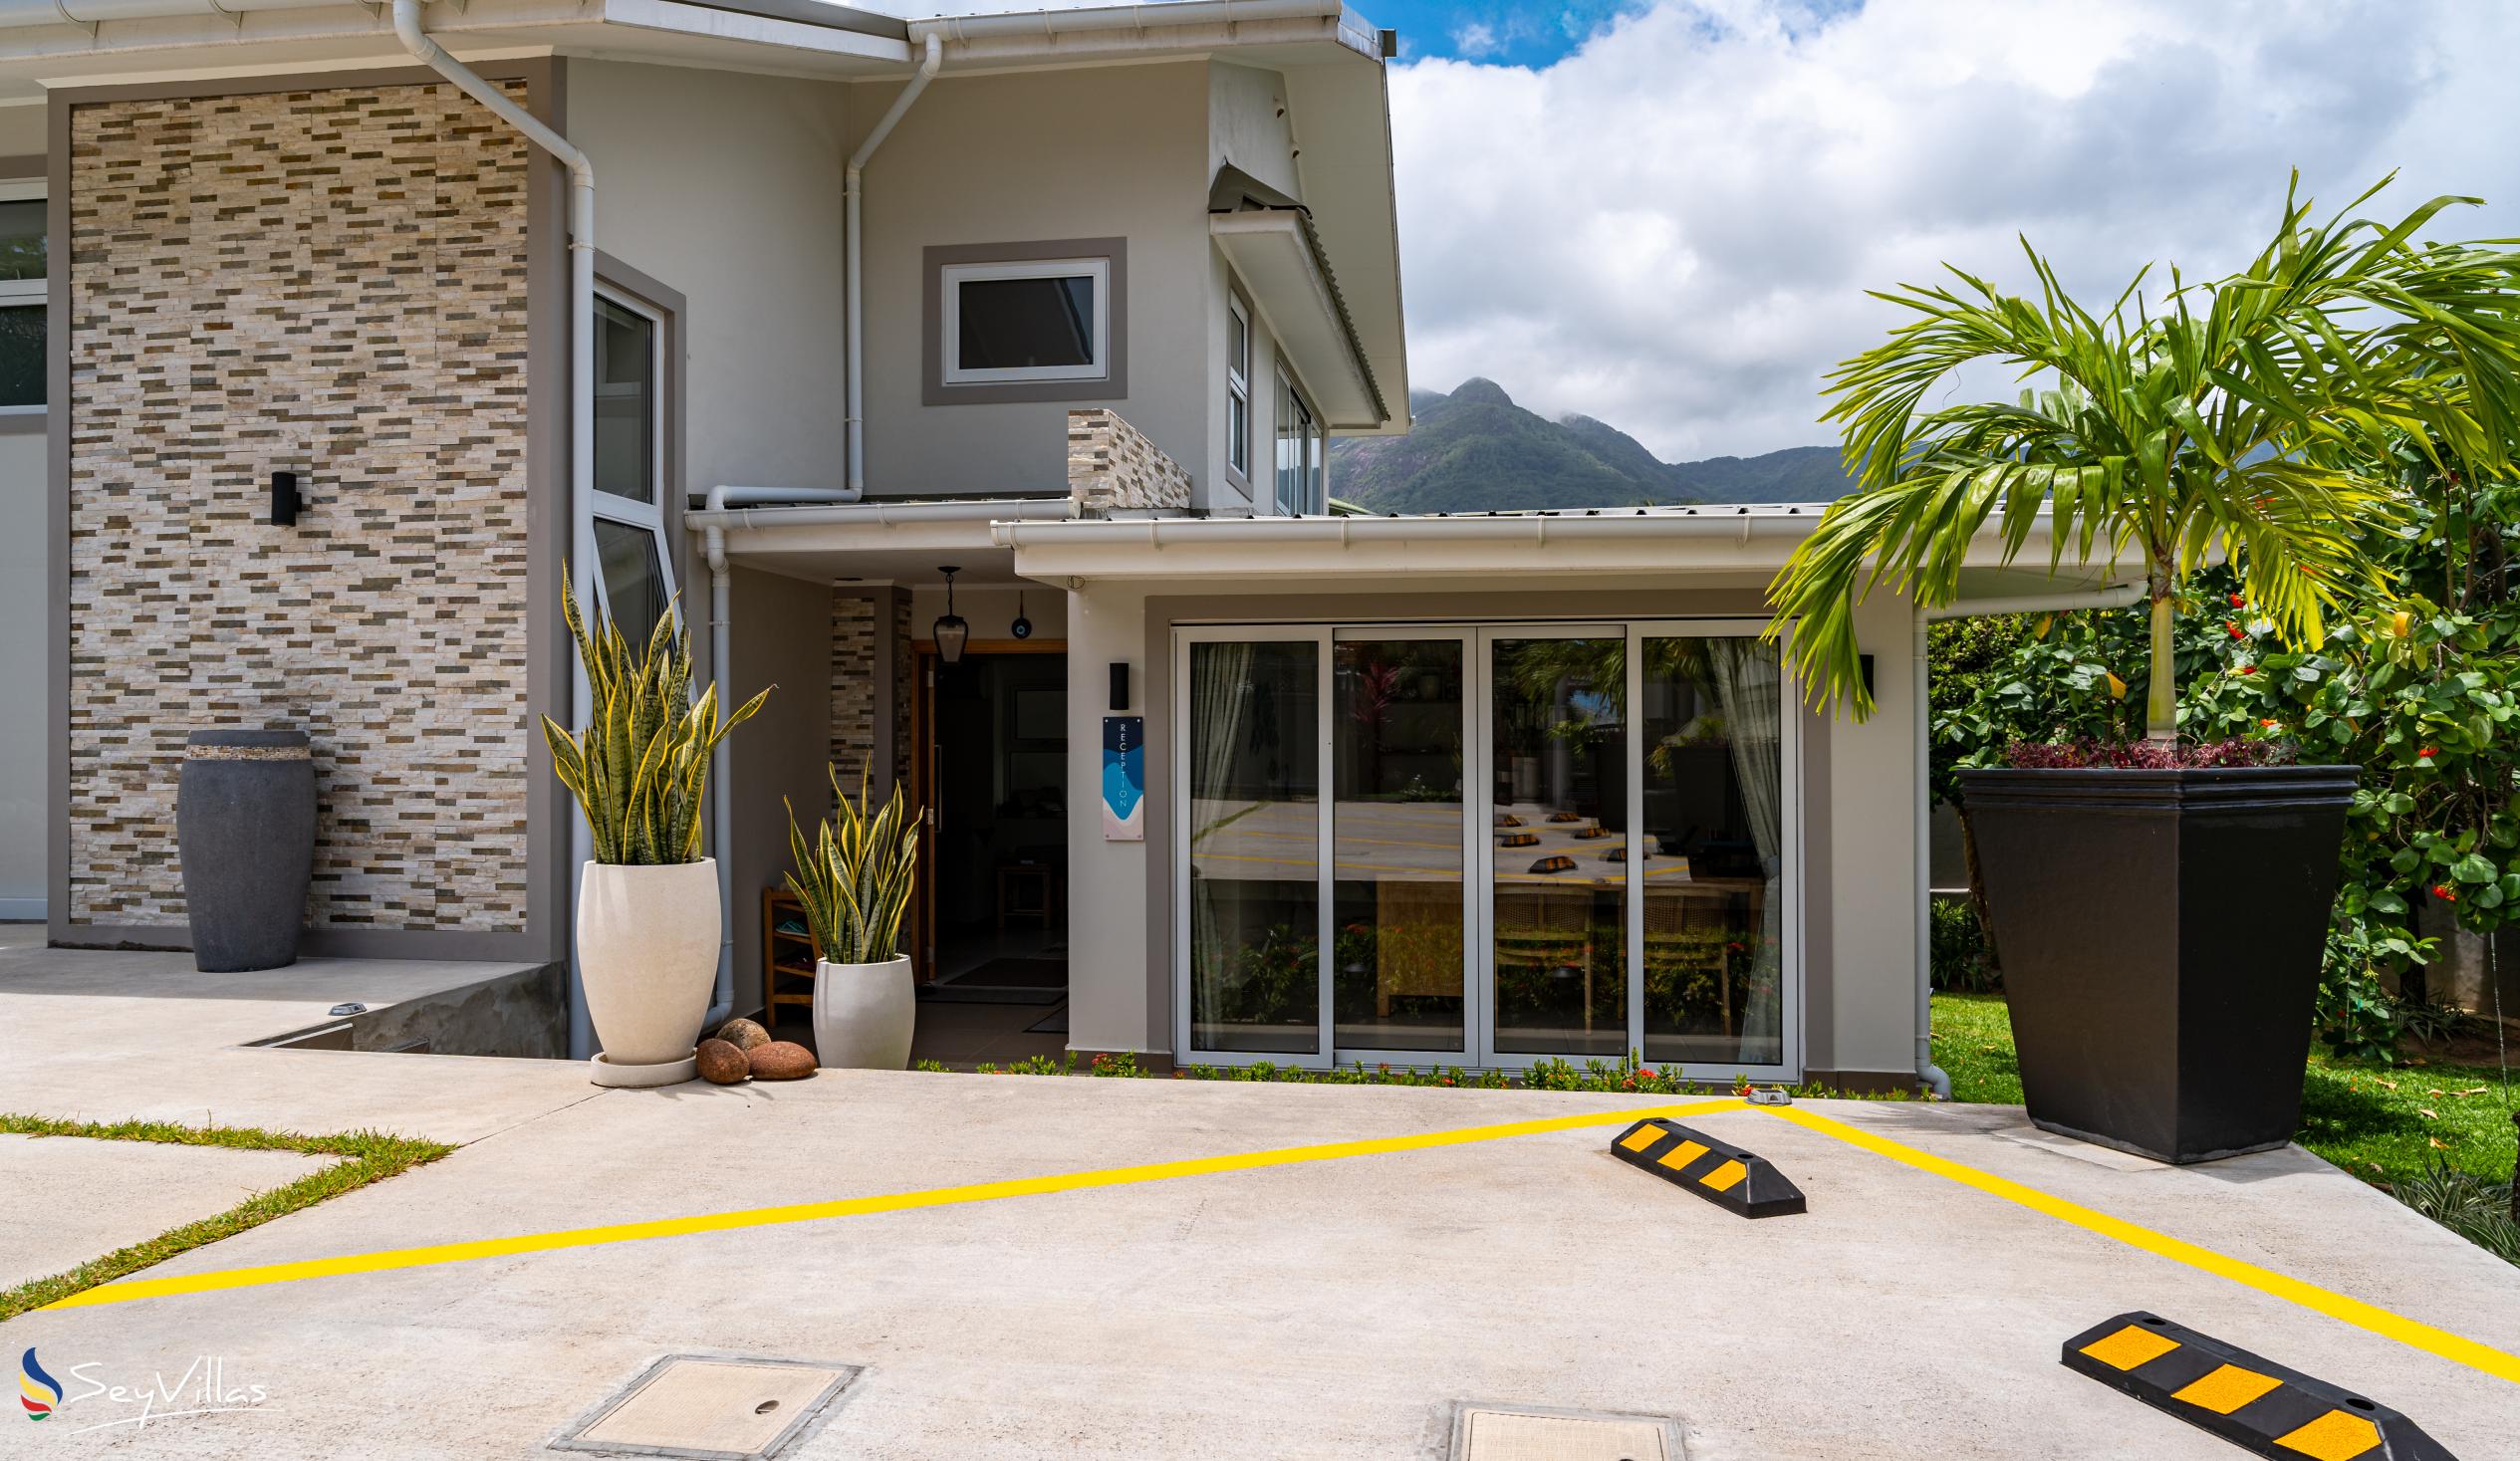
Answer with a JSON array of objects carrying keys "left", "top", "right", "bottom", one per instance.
[{"left": 1102, "top": 716, "right": 1144, "bottom": 841}]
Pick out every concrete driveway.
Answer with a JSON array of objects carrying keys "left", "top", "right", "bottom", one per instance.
[{"left": 3, "top": 949, "right": 2516, "bottom": 1458}]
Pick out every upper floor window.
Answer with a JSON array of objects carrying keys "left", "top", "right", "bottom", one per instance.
[
  {"left": 923, "top": 239, "right": 1127, "bottom": 406},
  {"left": 1276, "top": 368, "right": 1321, "bottom": 516},
  {"left": 943, "top": 257, "right": 1109, "bottom": 385},
  {"left": 0, "top": 182, "right": 45, "bottom": 411},
  {"left": 1226, "top": 296, "right": 1251, "bottom": 479}
]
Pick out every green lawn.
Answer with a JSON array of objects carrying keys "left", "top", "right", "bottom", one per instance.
[{"left": 1930, "top": 993, "right": 2519, "bottom": 1191}]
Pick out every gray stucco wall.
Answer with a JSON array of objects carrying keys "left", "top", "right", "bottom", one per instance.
[
  {"left": 728, "top": 567, "right": 837, "bottom": 1018},
  {"left": 566, "top": 61, "right": 852, "bottom": 504},
  {"left": 858, "top": 62, "right": 1212, "bottom": 500}
]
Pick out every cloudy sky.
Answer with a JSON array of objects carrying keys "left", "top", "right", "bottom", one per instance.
[{"left": 1381, "top": 0, "right": 2520, "bottom": 459}]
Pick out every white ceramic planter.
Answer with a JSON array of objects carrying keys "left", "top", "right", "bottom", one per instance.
[
  {"left": 812, "top": 956, "right": 915, "bottom": 1071},
  {"left": 578, "top": 858, "right": 720, "bottom": 1086}
]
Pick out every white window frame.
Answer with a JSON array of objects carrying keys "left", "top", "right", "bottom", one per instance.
[
  {"left": 586, "top": 285, "right": 676, "bottom": 634},
  {"left": 1225, "top": 295, "right": 1252, "bottom": 480},
  {"left": 1275, "top": 366, "right": 1319, "bottom": 516},
  {"left": 0, "top": 176, "right": 46, "bottom": 418},
  {"left": 940, "top": 256, "right": 1111, "bottom": 385},
  {"left": 1171, "top": 616, "right": 1802, "bottom": 1082}
]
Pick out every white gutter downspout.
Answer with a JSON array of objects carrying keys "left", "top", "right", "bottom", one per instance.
[
  {"left": 1911, "top": 579, "right": 2143, "bottom": 1097},
  {"left": 845, "top": 34, "right": 942, "bottom": 501},
  {"left": 390, "top": 0, "right": 607, "bottom": 1060}
]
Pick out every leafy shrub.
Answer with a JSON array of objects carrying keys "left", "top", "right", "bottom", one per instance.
[
  {"left": 2002, "top": 736, "right": 2294, "bottom": 769},
  {"left": 2394, "top": 1160, "right": 2520, "bottom": 1267},
  {"left": 1929, "top": 897, "right": 1999, "bottom": 993}
]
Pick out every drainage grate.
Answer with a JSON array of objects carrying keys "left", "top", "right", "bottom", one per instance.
[
  {"left": 550, "top": 1353, "right": 863, "bottom": 1461},
  {"left": 1448, "top": 1402, "right": 1684, "bottom": 1461}
]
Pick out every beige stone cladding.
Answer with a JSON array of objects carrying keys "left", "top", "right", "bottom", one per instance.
[
  {"left": 831, "top": 594, "right": 878, "bottom": 779},
  {"left": 1066, "top": 407, "right": 1190, "bottom": 514},
  {"left": 66, "top": 80, "right": 537, "bottom": 932}
]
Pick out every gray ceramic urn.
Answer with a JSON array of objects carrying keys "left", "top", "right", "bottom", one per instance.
[{"left": 176, "top": 729, "right": 317, "bottom": 972}]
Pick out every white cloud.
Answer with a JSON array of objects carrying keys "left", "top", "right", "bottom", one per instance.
[
  {"left": 1388, "top": 0, "right": 2520, "bottom": 460},
  {"left": 1453, "top": 22, "right": 1501, "bottom": 56}
]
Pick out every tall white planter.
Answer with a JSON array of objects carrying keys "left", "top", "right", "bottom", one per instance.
[
  {"left": 578, "top": 858, "right": 720, "bottom": 1087},
  {"left": 813, "top": 956, "right": 914, "bottom": 1071}
]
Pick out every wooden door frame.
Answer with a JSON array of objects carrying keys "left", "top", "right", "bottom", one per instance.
[{"left": 908, "top": 639, "right": 1068, "bottom": 984}]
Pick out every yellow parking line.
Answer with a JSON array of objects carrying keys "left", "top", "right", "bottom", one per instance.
[
  {"left": 1760, "top": 1104, "right": 2520, "bottom": 1386},
  {"left": 43, "top": 1098, "right": 1746, "bottom": 1313}
]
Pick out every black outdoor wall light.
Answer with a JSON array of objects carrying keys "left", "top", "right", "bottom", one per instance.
[
  {"left": 932, "top": 566, "right": 969, "bottom": 664},
  {"left": 269, "top": 470, "right": 302, "bottom": 527},
  {"left": 1110, "top": 661, "right": 1131, "bottom": 711}
]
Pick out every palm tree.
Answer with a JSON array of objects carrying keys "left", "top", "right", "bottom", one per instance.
[{"left": 1766, "top": 175, "right": 2520, "bottom": 743}]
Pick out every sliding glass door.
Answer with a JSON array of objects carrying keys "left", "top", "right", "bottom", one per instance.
[
  {"left": 1482, "top": 628, "right": 1628, "bottom": 1059},
  {"left": 1333, "top": 634, "right": 1470, "bottom": 1058},
  {"left": 1177, "top": 621, "right": 1796, "bottom": 1077}
]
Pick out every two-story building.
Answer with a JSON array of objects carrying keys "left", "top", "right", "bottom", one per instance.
[{"left": 0, "top": 0, "right": 2126, "bottom": 1091}]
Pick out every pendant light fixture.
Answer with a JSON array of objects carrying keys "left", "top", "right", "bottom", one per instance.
[
  {"left": 932, "top": 566, "right": 969, "bottom": 664},
  {"left": 1010, "top": 590, "right": 1033, "bottom": 640}
]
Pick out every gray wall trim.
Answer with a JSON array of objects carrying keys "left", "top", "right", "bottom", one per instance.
[
  {"left": 921, "top": 237, "right": 1130, "bottom": 406},
  {"left": 1800, "top": 697, "right": 1833, "bottom": 1077},
  {"left": 0, "top": 409, "right": 44, "bottom": 435},
  {"left": 45, "top": 81, "right": 68, "bottom": 949},
  {"left": 0, "top": 153, "right": 41, "bottom": 177},
  {"left": 47, "top": 59, "right": 569, "bottom": 964}
]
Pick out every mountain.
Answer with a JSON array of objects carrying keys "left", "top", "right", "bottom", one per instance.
[{"left": 1328, "top": 378, "right": 1856, "bottom": 514}]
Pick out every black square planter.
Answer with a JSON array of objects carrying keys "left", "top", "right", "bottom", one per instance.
[{"left": 1957, "top": 765, "right": 2358, "bottom": 1164}]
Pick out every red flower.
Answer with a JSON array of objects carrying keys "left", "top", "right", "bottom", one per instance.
[
  {"left": 2260, "top": 718, "right": 2278, "bottom": 729},
  {"left": 2227, "top": 593, "right": 2246, "bottom": 609},
  {"left": 2237, "top": 665, "right": 2258, "bottom": 675},
  {"left": 2433, "top": 884, "right": 2457, "bottom": 902},
  {"left": 1638, "top": 1068, "right": 1656, "bottom": 1081},
  {"left": 2417, "top": 747, "right": 2438, "bottom": 759}
]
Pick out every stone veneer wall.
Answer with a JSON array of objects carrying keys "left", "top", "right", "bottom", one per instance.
[
  {"left": 831, "top": 595, "right": 878, "bottom": 780},
  {"left": 1067, "top": 407, "right": 1190, "bottom": 514},
  {"left": 65, "top": 81, "right": 537, "bottom": 932},
  {"left": 829, "top": 591, "right": 911, "bottom": 799}
]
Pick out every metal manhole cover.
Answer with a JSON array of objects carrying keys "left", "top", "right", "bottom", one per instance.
[
  {"left": 1450, "top": 1402, "right": 1682, "bottom": 1461},
  {"left": 551, "top": 1353, "right": 863, "bottom": 1460}
]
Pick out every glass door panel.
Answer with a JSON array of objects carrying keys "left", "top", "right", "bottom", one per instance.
[
  {"left": 1486, "top": 632, "right": 1628, "bottom": 1057},
  {"left": 1332, "top": 637, "right": 1467, "bottom": 1054},
  {"left": 1186, "top": 639, "right": 1322, "bottom": 1055},
  {"left": 1638, "top": 635, "right": 1786, "bottom": 1066}
]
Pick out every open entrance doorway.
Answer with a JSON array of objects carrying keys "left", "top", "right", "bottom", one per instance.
[{"left": 909, "top": 641, "right": 1071, "bottom": 1066}]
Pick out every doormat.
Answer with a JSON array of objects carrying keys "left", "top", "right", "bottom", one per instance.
[
  {"left": 917, "top": 958, "right": 1068, "bottom": 1006},
  {"left": 949, "top": 957, "right": 1067, "bottom": 989},
  {"left": 1025, "top": 1004, "right": 1070, "bottom": 1035}
]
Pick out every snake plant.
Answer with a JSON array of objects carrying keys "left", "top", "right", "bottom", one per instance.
[
  {"left": 541, "top": 575, "right": 771, "bottom": 865},
  {"left": 785, "top": 764, "right": 921, "bottom": 965}
]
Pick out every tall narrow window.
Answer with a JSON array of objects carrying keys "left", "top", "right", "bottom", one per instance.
[
  {"left": 1226, "top": 297, "right": 1251, "bottom": 480},
  {"left": 588, "top": 287, "right": 675, "bottom": 641},
  {"left": 0, "top": 188, "right": 46, "bottom": 411},
  {"left": 593, "top": 298, "right": 656, "bottom": 505},
  {"left": 1275, "top": 370, "right": 1316, "bottom": 516}
]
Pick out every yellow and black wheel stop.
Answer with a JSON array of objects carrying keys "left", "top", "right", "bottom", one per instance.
[
  {"left": 2063, "top": 1312, "right": 2459, "bottom": 1460},
  {"left": 1609, "top": 1117, "right": 1806, "bottom": 1218}
]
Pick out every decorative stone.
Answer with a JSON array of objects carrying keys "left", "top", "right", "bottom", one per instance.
[
  {"left": 696, "top": 1040, "right": 750, "bottom": 1086},
  {"left": 714, "top": 1017, "right": 772, "bottom": 1053},
  {"left": 748, "top": 1042, "right": 818, "bottom": 1081}
]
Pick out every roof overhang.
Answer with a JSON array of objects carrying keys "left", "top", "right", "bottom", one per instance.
[
  {"left": 988, "top": 505, "right": 2145, "bottom": 608},
  {"left": 0, "top": 0, "right": 908, "bottom": 101},
  {"left": 684, "top": 494, "right": 1071, "bottom": 586},
  {"left": 1212, "top": 208, "right": 1384, "bottom": 429}
]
